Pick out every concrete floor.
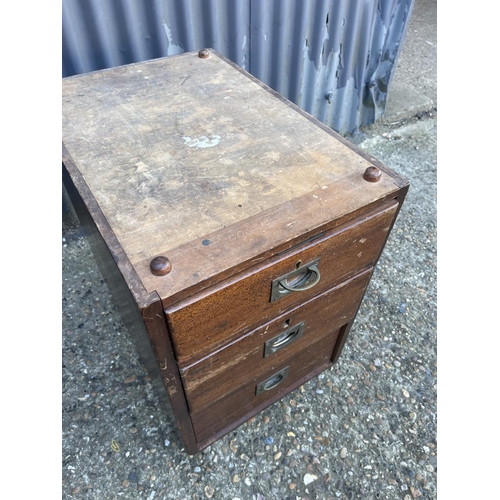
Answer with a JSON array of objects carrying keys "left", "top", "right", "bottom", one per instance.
[{"left": 382, "top": 0, "right": 437, "bottom": 123}]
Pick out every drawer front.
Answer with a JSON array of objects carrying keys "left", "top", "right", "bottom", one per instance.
[
  {"left": 180, "top": 267, "right": 373, "bottom": 413},
  {"left": 190, "top": 327, "right": 340, "bottom": 445},
  {"left": 166, "top": 200, "right": 398, "bottom": 366}
]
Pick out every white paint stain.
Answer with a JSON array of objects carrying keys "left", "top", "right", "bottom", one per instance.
[
  {"left": 241, "top": 35, "right": 249, "bottom": 69},
  {"left": 182, "top": 135, "right": 221, "bottom": 149},
  {"left": 162, "top": 22, "right": 183, "bottom": 56}
]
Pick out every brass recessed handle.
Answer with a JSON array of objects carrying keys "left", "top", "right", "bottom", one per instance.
[
  {"left": 256, "top": 367, "right": 289, "bottom": 395},
  {"left": 270, "top": 259, "right": 321, "bottom": 302},
  {"left": 278, "top": 264, "right": 320, "bottom": 292},
  {"left": 264, "top": 322, "right": 305, "bottom": 357}
]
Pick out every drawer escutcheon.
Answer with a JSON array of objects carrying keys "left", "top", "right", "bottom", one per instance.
[{"left": 270, "top": 259, "right": 321, "bottom": 302}]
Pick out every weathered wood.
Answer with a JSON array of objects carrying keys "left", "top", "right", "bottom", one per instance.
[
  {"left": 62, "top": 145, "right": 153, "bottom": 307},
  {"left": 165, "top": 201, "right": 397, "bottom": 366},
  {"left": 180, "top": 267, "right": 373, "bottom": 413},
  {"left": 62, "top": 49, "right": 402, "bottom": 303},
  {"left": 63, "top": 163, "right": 198, "bottom": 454},
  {"left": 214, "top": 51, "right": 411, "bottom": 192},
  {"left": 190, "top": 329, "right": 339, "bottom": 444},
  {"left": 196, "top": 360, "right": 333, "bottom": 451},
  {"left": 137, "top": 173, "right": 399, "bottom": 303},
  {"left": 62, "top": 50, "right": 409, "bottom": 454}
]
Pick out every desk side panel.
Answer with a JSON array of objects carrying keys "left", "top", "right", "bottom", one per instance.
[{"left": 63, "top": 161, "right": 199, "bottom": 454}]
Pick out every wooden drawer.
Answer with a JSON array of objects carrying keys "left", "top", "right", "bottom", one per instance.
[
  {"left": 165, "top": 200, "right": 398, "bottom": 366},
  {"left": 190, "top": 327, "right": 340, "bottom": 446},
  {"left": 180, "top": 267, "right": 373, "bottom": 413}
]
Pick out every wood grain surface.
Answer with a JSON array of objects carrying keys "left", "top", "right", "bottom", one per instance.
[
  {"left": 63, "top": 163, "right": 198, "bottom": 454},
  {"left": 180, "top": 267, "right": 373, "bottom": 413},
  {"left": 62, "top": 49, "right": 410, "bottom": 454},
  {"left": 189, "top": 329, "right": 339, "bottom": 444},
  {"left": 62, "top": 50, "right": 402, "bottom": 302},
  {"left": 165, "top": 200, "right": 397, "bottom": 366}
]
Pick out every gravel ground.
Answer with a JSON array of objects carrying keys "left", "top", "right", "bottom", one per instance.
[{"left": 62, "top": 114, "right": 437, "bottom": 500}]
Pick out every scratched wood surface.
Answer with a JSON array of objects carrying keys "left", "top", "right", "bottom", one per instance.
[
  {"left": 180, "top": 267, "right": 373, "bottom": 413},
  {"left": 166, "top": 201, "right": 397, "bottom": 366},
  {"left": 62, "top": 49, "right": 401, "bottom": 302},
  {"left": 190, "top": 329, "right": 339, "bottom": 444}
]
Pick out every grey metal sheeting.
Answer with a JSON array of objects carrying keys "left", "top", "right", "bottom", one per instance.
[{"left": 62, "top": 0, "right": 414, "bottom": 135}]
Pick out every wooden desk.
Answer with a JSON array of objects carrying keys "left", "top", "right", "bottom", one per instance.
[{"left": 62, "top": 49, "right": 408, "bottom": 454}]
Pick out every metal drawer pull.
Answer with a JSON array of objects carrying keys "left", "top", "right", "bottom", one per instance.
[
  {"left": 264, "top": 322, "right": 305, "bottom": 357},
  {"left": 256, "top": 366, "right": 289, "bottom": 395},
  {"left": 270, "top": 259, "right": 321, "bottom": 302},
  {"left": 279, "top": 264, "right": 320, "bottom": 292}
]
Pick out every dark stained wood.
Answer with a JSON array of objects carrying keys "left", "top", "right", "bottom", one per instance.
[
  {"left": 149, "top": 256, "right": 172, "bottom": 276},
  {"left": 196, "top": 359, "right": 334, "bottom": 451},
  {"left": 331, "top": 319, "right": 356, "bottom": 365},
  {"left": 165, "top": 200, "right": 398, "bottom": 367},
  {"left": 63, "top": 163, "right": 198, "bottom": 455},
  {"left": 190, "top": 329, "right": 340, "bottom": 445},
  {"left": 140, "top": 298, "right": 199, "bottom": 455},
  {"left": 180, "top": 267, "right": 373, "bottom": 412},
  {"left": 363, "top": 166, "right": 382, "bottom": 182}
]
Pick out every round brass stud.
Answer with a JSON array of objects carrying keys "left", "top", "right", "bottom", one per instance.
[{"left": 198, "top": 49, "right": 210, "bottom": 59}]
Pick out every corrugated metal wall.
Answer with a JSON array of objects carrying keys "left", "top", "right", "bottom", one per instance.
[{"left": 62, "top": 0, "right": 414, "bottom": 136}]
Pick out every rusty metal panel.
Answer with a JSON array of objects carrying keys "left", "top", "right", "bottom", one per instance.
[{"left": 62, "top": 0, "right": 413, "bottom": 135}]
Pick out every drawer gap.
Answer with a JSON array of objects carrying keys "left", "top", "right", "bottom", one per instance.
[
  {"left": 177, "top": 266, "right": 373, "bottom": 372},
  {"left": 276, "top": 232, "right": 324, "bottom": 256}
]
